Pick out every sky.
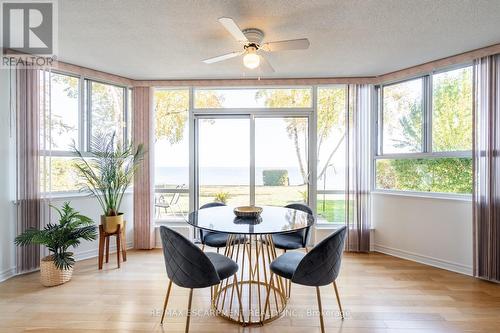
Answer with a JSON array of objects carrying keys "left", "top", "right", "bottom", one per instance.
[
  {"left": 155, "top": 88, "right": 309, "bottom": 169},
  {"left": 154, "top": 117, "right": 307, "bottom": 168}
]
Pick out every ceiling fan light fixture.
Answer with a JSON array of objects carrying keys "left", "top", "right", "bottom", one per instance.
[
  {"left": 243, "top": 47, "right": 260, "bottom": 69},
  {"left": 203, "top": 17, "right": 310, "bottom": 73}
]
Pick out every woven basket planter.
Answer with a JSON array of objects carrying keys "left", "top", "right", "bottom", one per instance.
[{"left": 40, "top": 256, "right": 73, "bottom": 287}]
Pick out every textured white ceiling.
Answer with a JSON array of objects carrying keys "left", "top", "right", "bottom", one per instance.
[{"left": 57, "top": 0, "right": 500, "bottom": 80}]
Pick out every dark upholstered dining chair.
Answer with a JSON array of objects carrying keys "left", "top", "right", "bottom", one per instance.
[
  {"left": 272, "top": 203, "right": 314, "bottom": 252},
  {"left": 266, "top": 226, "right": 347, "bottom": 332},
  {"left": 159, "top": 226, "right": 242, "bottom": 332},
  {"left": 198, "top": 202, "right": 232, "bottom": 253}
]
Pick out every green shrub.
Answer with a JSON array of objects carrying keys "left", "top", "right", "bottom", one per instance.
[
  {"left": 214, "top": 191, "right": 231, "bottom": 204},
  {"left": 376, "top": 157, "right": 472, "bottom": 193},
  {"left": 263, "top": 170, "right": 289, "bottom": 186}
]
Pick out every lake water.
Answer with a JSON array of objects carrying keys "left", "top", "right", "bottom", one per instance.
[{"left": 155, "top": 167, "right": 305, "bottom": 186}]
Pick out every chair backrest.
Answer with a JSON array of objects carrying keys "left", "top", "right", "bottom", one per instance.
[
  {"left": 170, "top": 192, "right": 181, "bottom": 205},
  {"left": 200, "top": 202, "right": 226, "bottom": 209},
  {"left": 167, "top": 185, "right": 181, "bottom": 205},
  {"left": 284, "top": 203, "right": 314, "bottom": 247},
  {"left": 160, "top": 226, "right": 220, "bottom": 288},
  {"left": 291, "top": 226, "right": 346, "bottom": 286},
  {"left": 198, "top": 202, "right": 226, "bottom": 241},
  {"left": 155, "top": 194, "right": 164, "bottom": 204}
]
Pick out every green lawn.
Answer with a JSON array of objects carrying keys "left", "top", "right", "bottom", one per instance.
[
  {"left": 316, "top": 199, "right": 346, "bottom": 223},
  {"left": 155, "top": 184, "right": 349, "bottom": 223}
]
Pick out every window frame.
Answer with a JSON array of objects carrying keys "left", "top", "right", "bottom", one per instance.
[
  {"left": 40, "top": 70, "right": 131, "bottom": 195},
  {"left": 373, "top": 63, "right": 473, "bottom": 197},
  {"left": 315, "top": 85, "right": 349, "bottom": 224},
  {"left": 86, "top": 79, "right": 129, "bottom": 151},
  {"left": 152, "top": 87, "right": 191, "bottom": 222},
  {"left": 192, "top": 86, "right": 314, "bottom": 111}
]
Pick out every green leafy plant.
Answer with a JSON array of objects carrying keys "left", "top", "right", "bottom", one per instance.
[
  {"left": 262, "top": 170, "right": 289, "bottom": 186},
  {"left": 72, "top": 133, "right": 144, "bottom": 216},
  {"left": 15, "top": 202, "right": 97, "bottom": 270},
  {"left": 214, "top": 191, "right": 231, "bottom": 204}
]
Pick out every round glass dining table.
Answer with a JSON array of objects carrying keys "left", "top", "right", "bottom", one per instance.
[{"left": 187, "top": 205, "right": 315, "bottom": 326}]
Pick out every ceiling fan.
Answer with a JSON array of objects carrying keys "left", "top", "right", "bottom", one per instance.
[{"left": 202, "top": 17, "right": 310, "bottom": 72}]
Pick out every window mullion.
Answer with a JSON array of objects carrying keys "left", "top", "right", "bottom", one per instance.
[
  {"left": 423, "top": 75, "right": 432, "bottom": 153},
  {"left": 378, "top": 86, "right": 383, "bottom": 156},
  {"left": 123, "top": 87, "right": 127, "bottom": 146},
  {"left": 427, "top": 74, "right": 433, "bottom": 153},
  {"left": 86, "top": 80, "right": 92, "bottom": 152},
  {"left": 78, "top": 75, "right": 85, "bottom": 151},
  {"left": 421, "top": 77, "right": 427, "bottom": 153}
]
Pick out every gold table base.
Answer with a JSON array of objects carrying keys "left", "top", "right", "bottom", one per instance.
[{"left": 211, "top": 234, "right": 288, "bottom": 326}]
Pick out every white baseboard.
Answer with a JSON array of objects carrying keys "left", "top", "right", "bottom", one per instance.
[
  {"left": 374, "top": 244, "right": 473, "bottom": 276},
  {"left": 0, "top": 266, "right": 16, "bottom": 283},
  {"left": 0, "top": 243, "right": 134, "bottom": 284}
]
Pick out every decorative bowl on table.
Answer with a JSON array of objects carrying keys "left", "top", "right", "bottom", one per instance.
[{"left": 233, "top": 206, "right": 263, "bottom": 219}]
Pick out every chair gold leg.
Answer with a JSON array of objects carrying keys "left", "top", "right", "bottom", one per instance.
[
  {"left": 201, "top": 244, "right": 205, "bottom": 251},
  {"left": 160, "top": 280, "right": 173, "bottom": 324},
  {"left": 185, "top": 288, "right": 194, "bottom": 333},
  {"left": 333, "top": 281, "right": 344, "bottom": 320},
  {"left": 263, "top": 273, "right": 274, "bottom": 319},
  {"left": 233, "top": 274, "right": 244, "bottom": 322},
  {"left": 315, "top": 286, "right": 325, "bottom": 333}
]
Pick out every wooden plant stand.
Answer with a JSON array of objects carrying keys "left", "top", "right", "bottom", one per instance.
[{"left": 98, "top": 223, "right": 127, "bottom": 269}]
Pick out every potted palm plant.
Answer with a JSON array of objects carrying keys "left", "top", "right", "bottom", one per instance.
[
  {"left": 73, "top": 133, "right": 144, "bottom": 233},
  {"left": 15, "top": 202, "right": 97, "bottom": 286}
]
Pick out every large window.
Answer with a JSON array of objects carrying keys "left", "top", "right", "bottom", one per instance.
[
  {"left": 40, "top": 72, "right": 130, "bottom": 193},
  {"left": 381, "top": 78, "right": 423, "bottom": 154},
  {"left": 88, "top": 80, "right": 127, "bottom": 146},
  {"left": 40, "top": 71, "right": 82, "bottom": 193},
  {"left": 154, "top": 86, "right": 349, "bottom": 223},
  {"left": 153, "top": 89, "right": 190, "bottom": 220},
  {"left": 194, "top": 88, "right": 312, "bottom": 109},
  {"left": 375, "top": 66, "right": 473, "bottom": 194},
  {"left": 316, "top": 86, "right": 347, "bottom": 223},
  {"left": 44, "top": 72, "right": 80, "bottom": 151}
]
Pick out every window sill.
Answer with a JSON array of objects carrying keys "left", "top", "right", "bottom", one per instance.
[
  {"left": 315, "top": 222, "right": 345, "bottom": 229},
  {"left": 371, "top": 189, "right": 472, "bottom": 202},
  {"left": 154, "top": 218, "right": 188, "bottom": 226},
  {"left": 44, "top": 190, "right": 133, "bottom": 200}
]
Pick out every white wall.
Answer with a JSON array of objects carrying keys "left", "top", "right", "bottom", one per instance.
[
  {"left": 0, "top": 69, "right": 17, "bottom": 282},
  {"left": 372, "top": 193, "right": 473, "bottom": 275}
]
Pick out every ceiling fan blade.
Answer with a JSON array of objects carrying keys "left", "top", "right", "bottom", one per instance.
[
  {"left": 259, "top": 55, "right": 275, "bottom": 73},
  {"left": 261, "top": 38, "right": 310, "bottom": 52},
  {"left": 218, "top": 17, "right": 248, "bottom": 43},
  {"left": 202, "top": 51, "right": 243, "bottom": 64}
]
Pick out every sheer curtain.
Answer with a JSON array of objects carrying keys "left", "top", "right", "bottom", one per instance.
[
  {"left": 473, "top": 54, "right": 500, "bottom": 282},
  {"left": 15, "top": 67, "right": 42, "bottom": 272},
  {"left": 345, "top": 84, "right": 372, "bottom": 252},
  {"left": 133, "top": 86, "right": 155, "bottom": 249}
]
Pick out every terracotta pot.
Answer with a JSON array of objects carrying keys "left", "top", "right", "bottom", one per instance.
[
  {"left": 40, "top": 255, "right": 73, "bottom": 287},
  {"left": 101, "top": 214, "right": 124, "bottom": 233}
]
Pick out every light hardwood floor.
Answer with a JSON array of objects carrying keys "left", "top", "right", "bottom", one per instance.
[{"left": 1, "top": 249, "right": 499, "bottom": 333}]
